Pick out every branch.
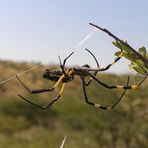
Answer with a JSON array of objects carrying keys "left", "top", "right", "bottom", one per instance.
[{"left": 89, "top": 23, "right": 148, "bottom": 66}]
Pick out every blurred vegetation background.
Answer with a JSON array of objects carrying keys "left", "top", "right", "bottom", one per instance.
[{"left": 0, "top": 60, "right": 148, "bottom": 148}]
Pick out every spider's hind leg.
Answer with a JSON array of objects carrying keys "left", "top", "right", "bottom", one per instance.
[
  {"left": 82, "top": 76, "right": 130, "bottom": 111},
  {"left": 18, "top": 83, "right": 66, "bottom": 109}
]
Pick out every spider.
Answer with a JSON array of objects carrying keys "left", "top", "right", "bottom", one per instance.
[{"left": 16, "top": 48, "right": 147, "bottom": 110}]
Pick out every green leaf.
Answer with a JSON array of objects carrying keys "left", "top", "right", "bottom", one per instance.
[
  {"left": 115, "top": 51, "right": 136, "bottom": 62},
  {"left": 134, "top": 60, "right": 145, "bottom": 67},
  {"left": 128, "top": 64, "right": 147, "bottom": 75},
  {"left": 123, "top": 53, "right": 137, "bottom": 62},
  {"left": 112, "top": 41, "right": 131, "bottom": 53},
  {"left": 146, "top": 53, "right": 148, "bottom": 59},
  {"left": 115, "top": 51, "right": 122, "bottom": 56},
  {"left": 113, "top": 41, "right": 148, "bottom": 75},
  {"left": 138, "top": 47, "right": 147, "bottom": 58}
]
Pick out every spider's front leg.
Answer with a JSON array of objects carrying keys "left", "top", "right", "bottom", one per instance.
[
  {"left": 58, "top": 51, "right": 74, "bottom": 77},
  {"left": 83, "top": 48, "right": 100, "bottom": 86},
  {"left": 83, "top": 48, "right": 123, "bottom": 86},
  {"left": 58, "top": 48, "right": 100, "bottom": 86},
  {"left": 97, "top": 51, "right": 124, "bottom": 72}
]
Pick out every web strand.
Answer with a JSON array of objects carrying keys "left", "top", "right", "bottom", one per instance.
[
  {"left": 74, "top": 28, "right": 98, "bottom": 49},
  {"left": 0, "top": 63, "right": 42, "bottom": 85},
  {"left": 60, "top": 136, "right": 67, "bottom": 148},
  {"left": 0, "top": 28, "right": 98, "bottom": 85}
]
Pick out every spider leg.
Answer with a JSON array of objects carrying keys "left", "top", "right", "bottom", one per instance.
[
  {"left": 86, "top": 71, "right": 148, "bottom": 90},
  {"left": 58, "top": 56, "right": 67, "bottom": 76},
  {"left": 62, "top": 52, "right": 75, "bottom": 69},
  {"left": 18, "top": 83, "right": 66, "bottom": 109},
  {"left": 84, "top": 48, "right": 100, "bottom": 86},
  {"left": 16, "top": 73, "right": 65, "bottom": 94},
  {"left": 59, "top": 48, "right": 100, "bottom": 86},
  {"left": 16, "top": 68, "right": 72, "bottom": 93},
  {"left": 17, "top": 69, "right": 73, "bottom": 109},
  {"left": 84, "top": 48, "right": 123, "bottom": 86},
  {"left": 58, "top": 48, "right": 103, "bottom": 86},
  {"left": 59, "top": 52, "right": 75, "bottom": 77},
  {"left": 82, "top": 76, "right": 129, "bottom": 110},
  {"left": 97, "top": 51, "right": 124, "bottom": 72},
  {"left": 82, "top": 51, "right": 123, "bottom": 73},
  {"left": 111, "top": 76, "right": 129, "bottom": 109}
]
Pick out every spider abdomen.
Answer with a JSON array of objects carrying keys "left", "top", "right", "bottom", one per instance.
[{"left": 42, "top": 69, "right": 74, "bottom": 83}]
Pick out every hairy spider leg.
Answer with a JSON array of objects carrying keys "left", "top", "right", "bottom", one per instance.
[
  {"left": 82, "top": 76, "right": 129, "bottom": 110},
  {"left": 17, "top": 69, "right": 73, "bottom": 109}
]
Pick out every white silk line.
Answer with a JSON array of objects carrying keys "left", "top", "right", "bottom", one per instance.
[
  {"left": 74, "top": 28, "right": 98, "bottom": 49},
  {"left": 0, "top": 28, "right": 98, "bottom": 85},
  {"left": 0, "top": 63, "right": 42, "bottom": 85},
  {"left": 60, "top": 136, "right": 67, "bottom": 148}
]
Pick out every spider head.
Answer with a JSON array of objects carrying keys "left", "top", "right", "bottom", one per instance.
[
  {"left": 42, "top": 69, "right": 50, "bottom": 79},
  {"left": 42, "top": 69, "right": 62, "bottom": 82}
]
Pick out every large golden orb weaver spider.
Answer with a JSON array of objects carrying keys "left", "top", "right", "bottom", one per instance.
[{"left": 16, "top": 48, "right": 147, "bottom": 110}]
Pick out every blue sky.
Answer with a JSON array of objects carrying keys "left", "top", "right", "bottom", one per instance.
[{"left": 0, "top": 0, "right": 148, "bottom": 73}]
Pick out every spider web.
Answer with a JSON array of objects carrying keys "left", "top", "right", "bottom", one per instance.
[{"left": 0, "top": 28, "right": 98, "bottom": 86}]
